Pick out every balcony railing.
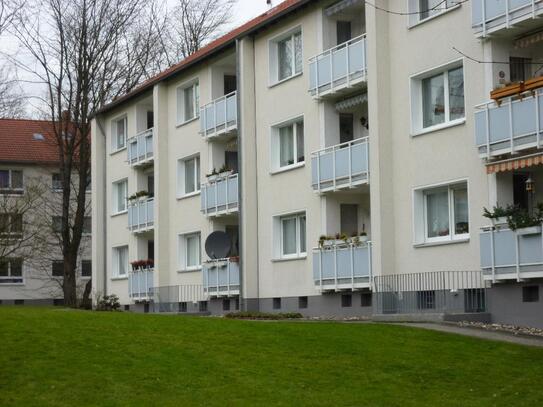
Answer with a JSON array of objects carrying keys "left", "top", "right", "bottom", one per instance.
[
  {"left": 127, "top": 128, "right": 154, "bottom": 167},
  {"left": 480, "top": 225, "right": 543, "bottom": 281},
  {"left": 313, "top": 242, "right": 372, "bottom": 291},
  {"left": 201, "top": 173, "right": 239, "bottom": 216},
  {"left": 308, "top": 34, "right": 367, "bottom": 98},
  {"left": 474, "top": 88, "right": 543, "bottom": 158},
  {"left": 203, "top": 258, "right": 240, "bottom": 297},
  {"left": 128, "top": 198, "right": 154, "bottom": 232},
  {"left": 472, "top": 0, "right": 543, "bottom": 37},
  {"left": 129, "top": 268, "right": 154, "bottom": 301},
  {"left": 311, "top": 137, "right": 369, "bottom": 192},
  {"left": 200, "top": 91, "right": 237, "bottom": 139}
]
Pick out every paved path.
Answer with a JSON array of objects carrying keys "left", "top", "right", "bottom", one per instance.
[{"left": 399, "top": 322, "right": 543, "bottom": 348}]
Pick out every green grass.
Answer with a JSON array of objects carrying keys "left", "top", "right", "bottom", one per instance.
[{"left": 1, "top": 308, "right": 543, "bottom": 406}]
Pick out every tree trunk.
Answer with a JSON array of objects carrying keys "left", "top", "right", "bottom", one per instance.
[
  {"left": 82, "top": 279, "right": 92, "bottom": 309},
  {"left": 63, "top": 253, "right": 78, "bottom": 307}
]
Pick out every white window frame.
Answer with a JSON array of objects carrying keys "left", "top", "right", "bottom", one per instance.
[
  {"left": 0, "top": 169, "right": 24, "bottom": 195},
  {"left": 413, "top": 179, "right": 469, "bottom": 246},
  {"left": 112, "top": 178, "right": 128, "bottom": 215},
  {"left": 407, "top": 0, "right": 462, "bottom": 27},
  {"left": 410, "top": 59, "right": 465, "bottom": 136},
  {"left": 176, "top": 79, "right": 200, "bottom": 126},
  {"left": 178, "top": 232, "right": 201, "bottom": 271},
  {"left": 271, "top": 115, "right": 305, "bottom": 173},
  {"left": 0, "top": 258, "right": 24, "bottom": 284},
  {"left": 273, "top": 211, "right": 307, "bottom": 260},
  {"left": 268, "top": 26, "right": 303, "bottom": 86},
  {"left": 111, "top": 115, "right": 127, "bottom": 152},
  {"left": 112, "top": 245, "right": 129, "bottom": 278},
  {"left": 177, "top": 154, "right": 201, "bottom": 198}
]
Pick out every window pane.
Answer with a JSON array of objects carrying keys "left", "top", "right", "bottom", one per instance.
[
  {"left": 299, "top": 215, "right": 306, "bottom": 253},
  {"left": 294, "top": 32, "right": 302, "bottom": 74},
  {"left": 52, "top": 261, "right": 64, "bottom": 277},
  {"left": 278, "top": 37, "right": 293, "bottom": 81},
  {"left": 11, "top": 171, "right": 23, "bottom": 189},
  {"left": 282, "top": 217, "right": 297, "bottom": 255},
  {"left": 422, "top": 73, "right": 445, "bottom": 128},
  {"left": 196, "top": 157, "right": 201, "bottom": 191},
  {"left": 82, "top": 260, "right": 92, "bottom": 277},
  {"left": 279, "top": 125, "right": 294, "bottom": 167},
  {"left": 117, "top": 181, "right": 127, "bottom": 212},
  {"left": 117, "top": 119, "right": 125, "bottom": 148},
  {"left": 11, "top": 214, "right": 22, "bottom": 233},
  {"left": 52, "top": 216, "right": 62, "bottom": 233},
  {"left": 0, "top": 261, "right": 7, "bottom": 276},
  {"left": 426, "top": 189, "right": 449, "bottom": 238},
  {"left": 83, "top": 217, "right": 91, "bottom": 234},
  {"left": 419, "top": 0, "right": 441, "bottom": 20},
  {"left": 448, "top": 67, "right": 465, "bottom": 121},
  {"left": 296, "top": 121, "right": 304, "bottom": 162},
  {"left": 10, "top": 259, "right": 22, "bottom": 277},
  {"left": 186, "top": 235, "right": 200, "bottom": 267},
  {"left": 453, "top": 187, "right": 469, "bottom": 235},
  {"left": 0, "top": 214, "right": 7, "bottom": 233},
  {"left": 185, "top": 158, "right": 195, "bottom": 193},
  {"left": 118, "top": 247, "right": 127, "bottom": 276},
  {"left": 194, "top": 83, "right": 200, "bottom": 116},
  {"left": 0, "top": 170, "right": 8, "bottom": 189},
  {"left": 184, "top": 85, "right": 194, "bottom": 120}
]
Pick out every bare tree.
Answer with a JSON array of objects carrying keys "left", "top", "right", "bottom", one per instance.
[
  {"left": 0, "top": 0, "right": 22, "bottom": 34},
  {"left": 0, "top": 65, "right": 25, "bottom": 118}
]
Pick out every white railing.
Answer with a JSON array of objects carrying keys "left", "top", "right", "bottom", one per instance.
[
  {"left": 128, "top": 268, "right": 154, "bottom": 301},
  {"left": 472, "top": 0, "right": 543, "bottom": 37},
  {"left": 201, "top": 173, "right": 239, "bottom": 216},
  {"left": 203, "top": 258, "right": 240, "bottom": 297},
  {"left": 313, "top": 241, "right": 372, "bottom": 291},
  {"left": 474, "top": 88, "right": 543, "bottom": 158},
  {"left": 127, "top": 128, "right": 154, "bottom": 166},
  {"left": 128, "top": 198, "right": 154, "bottom": 232},
  {"left": 308, "top": 34, "right": 367, "bottom": 98},
  {"left": 200, "top": 91, "right": 237, "bottom": 138},
  {"left": 311, "top": 137, "right": 369, "bottom": 192}
]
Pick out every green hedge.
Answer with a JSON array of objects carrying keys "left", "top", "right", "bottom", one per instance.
[{"left": 224, "top": 311, "right": 303, "bottom": 320}]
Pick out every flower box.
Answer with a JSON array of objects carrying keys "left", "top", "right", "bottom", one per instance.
[{"left": 516, "top": 226, "right": 542, "bottom": 236}]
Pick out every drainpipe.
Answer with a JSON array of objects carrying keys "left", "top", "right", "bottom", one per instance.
[{"left": 96, "top": 115, "right": 108, "bottom": 295}]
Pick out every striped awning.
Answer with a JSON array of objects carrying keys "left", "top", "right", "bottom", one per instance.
[
  {"left": 335, "top": 93, "right": 367, "bottom": 111},
  {"left": 486, "top": 154, "right": 543, "bottom": 174},
  {"left": 325, "top": 0, "right": 364, "bottom": 16},
  {"left": 515, "top": 30, "right": 543, "bottom": 49}
]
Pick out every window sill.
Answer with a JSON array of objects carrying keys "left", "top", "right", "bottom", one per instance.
[
  {"left": 268, "top": 72, "right": 303, "bottom": 89},
  {"left": 111, "top": 276, "right": 128, "bottom": 281},
  {"left": 411, "top": 118, "right": 465, "bottom": 137},
  {"left": 413, "top": 238, "right": 469, "bottom": 248},
  {"left": 272, "top": 255, "right": 307, "bottom": 263},
  {"left": 110, "top": 146, "right": 126, "bottom": 156},
  {"left": 176, "top": 191, "right": 201, "bottom": 201},
  {"left": 110, "top": 210, "right": 128, "bottom": 218},
  {"left": 270, "top": 162, "right": 305, "bottom": 175},
  {"left": 407, "top": 4, "right": 462, "bottom": 29},
  {"left": 0, "top": 282, "right": 25, "bottom": 286},
  {"left": 81, "top": 276, "right": 91, "bottom": 280},
  {"left": 175, "top": 116, "right": 199, "bottom": 128},
  {"left": 177, "top": 267, "right": 202, "bottom": 273}
]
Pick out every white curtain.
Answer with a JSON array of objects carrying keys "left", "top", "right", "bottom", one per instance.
[
  {"left": 184, "top": 85, "right": 195, "bottom": 120},
  {"left": 422, "top": 73, "right": 445, "bottom": 128},
  {"left": 299, "top": 215, "right": 306, "bottom": 253},
  {"left": 117, "top": 181, "right": 127, "bottom": 212},
  {"left": 279, "top": 125, "right": 294, "bottom": 167},
  {"left": 453, "top": 187, "right": 469, "bottom": 235},
  {"left": 185, "top": 158, "right": 195, "bottom": 193},
  {"left": 282, "top": 218, "right": 297, "bottom": 255},
  {"left": 117, "top": 118, "right": 125, "bottom": 148},
  {"left": 296, "top": 121, "right": 304, "bottom": 162},
  {"left": 426, "top": 189, "right": 449, "bottom": 238},
  {"left": 186, "top": 234, "right": 200, "bottom": 267},
  {"left": 118, "top": 247, "right": 128, "bottom": 276},
  {"left": 294, "top": 32, "right": 302, "bottom": 75},
  {"left": 448, "top": 67, "right": 465, "bottom": 121},
  {"left": 278, "top": 36, "right": 293, "bottom": 81}
]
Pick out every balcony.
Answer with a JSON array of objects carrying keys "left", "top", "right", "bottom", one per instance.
[
  {"left": 311, "top": 138, "right": 369, "bottom": 193},
  {"left": 308, "top": 34, "right": 367, "bottom": 99},
  {"left": 472, "top": 0, "right": 543, "bottom": 37},
  {"left": 480, "top": 225, "right": 543, "bottom": 281},
  {"left": 201, "top": 173, "right": 239, "bottom": 217},
  {"left": 127, "top": 128, "right": 154, "bottom": 167},
  {"left": 474, "top": 88, "right": 543, "bottom": 158},
  {"left": 200, "top": 91, "right": 237, "bottom": 140},
  {"left": 313, "top": 242, "right": 372, "bottom": 291},
  {"left": 203, "top": 258, "right": 240, "bottom": 297},
  {"left": 128, "top": 268, "right": 154, "bottom": 301},
  {"left": 128, "top": 198, "right": 154, "bottom": 233}
]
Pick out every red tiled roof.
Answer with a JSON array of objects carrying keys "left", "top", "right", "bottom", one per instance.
[
  {"left": 0, "top": 118, "right": 60, "bottom": 165},
  {"left": 97, "top": 0, "right": 310, "bottom": 115}
]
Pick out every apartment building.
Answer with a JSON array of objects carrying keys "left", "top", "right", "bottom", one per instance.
[
  {"left": 0, "top": 119, "right": 92, "bottom": 305},
  {"left": 91, "top": 0, "right": 543, "bottom": 327}
]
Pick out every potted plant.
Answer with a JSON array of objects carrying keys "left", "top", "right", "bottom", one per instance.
[
  {"left": 483, "top": 205, "right": 514, "bottom": 226},
  {"left": 130, "top": 260, "right": 142, "bottom": 271},
  {"left": 507, "top": 206, "right": 543, "bottom": 235},
  {"left": 319, "top": 235, "right": 334, "bottom": 247},
  {"left": 136, "top": 190, "right": 149, "bottom": 202},
  {"left": 206, "top": 168, "right": 218, "bottom": 182},
  {"left": 359, "top": 232, "right": 368, "bottom": 243},
  {"left": 218, "top": 164, "right": 233, "bottom": 178},
  {"left": 144, "top": 259, "right": 154, "bottom": 270}
]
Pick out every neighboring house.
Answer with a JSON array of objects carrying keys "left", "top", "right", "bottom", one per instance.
[
  {"left": 91, "top": 0, "right": 543, "bottom": 327},
  {"left": 0, "top": 118, "right": 92, "bottom": 305}
]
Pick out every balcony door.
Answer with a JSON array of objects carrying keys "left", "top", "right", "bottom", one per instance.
[
  {"left": 225, "top": 151, "right": 238, "bottom": 174},
  {"left": 148, "top": 240, "right": 154, "bottom": 260},
  {"left": 225, "top": 225, "right": 239, "bottom": 257},
  {"left": 336, "top": 21, "right": 352, "bottom": 45},
  {"left": 340, "top": 113, "right": 354, "bottom": 145},
  {"left": 513, "top": 172, "right": 529, "bottom": 211},
  {"left": 224, "top": 75, "right": 237, "bottom": 95},
  {"left": 147, "top": 175, "right": 154, "bottom": 198},
  {"left": 147, "top": 111, "right": 154, "bottom": 129},
  {"left": 340, "top": 204, "right": 359, "bottom": 236}
]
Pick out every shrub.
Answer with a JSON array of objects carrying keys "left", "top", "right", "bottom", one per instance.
[
  {"left": 224, "top": 311, "right": 303, "bottom": 320},
  {"left": 96, "top": 294, "right": 121, "bottom": 311}
]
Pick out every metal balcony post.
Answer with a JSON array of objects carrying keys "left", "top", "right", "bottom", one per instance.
[
  {"left": 509, "top": 97, "right": 514, "bottom": 154},
  {"left": 329, "top": 49, "right": 333, "bottom": 93},
  {"left": 346, "top": 39, "right": 351, "bottom": 88},
  {"left": 333, "top": 245, "right": 338, "bottom": 289},
  {"left": 490, "top": 228, "right": 496, "bottom": 283},
  {"left": 485, "top": 104, "right": 491, "bottom": 158},
  {"left": 515, "top": 231, "right": 520, "bottom": 282},
  {"left": 505, "top": 0, "right": 510, "bottom": 28},
  {"left": 348, "top": 141, "right": 353, "bottom": 188},
  {"left": 225, "top": 175, "right": 229, "bottom": 213},
  {"left": 319, "top": 249, "right": 323, "bottom": 291},
  {"left": 332, "top": 146, "right": 337, "bottom": 191},
  {"left": 536, "top": 90, "right": 541, "bottom": 147},
  {"left": 350, "top": 244, "right": 354, "bottom": 288}
]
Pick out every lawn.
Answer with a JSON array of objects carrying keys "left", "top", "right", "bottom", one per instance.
[{"left": 1, "top": 308, "right": 543, "bottom": 406}]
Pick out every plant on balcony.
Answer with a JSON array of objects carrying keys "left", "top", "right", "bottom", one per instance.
[
  {"left": 483, "top": 205, "right": 515, "bottom": 225},
  {"left": 128, "top": 190, "right": 149, "bottom": 202},
  {"left": 206, "top": 168, "right": 218, "bottom": 182},
  {"left": 130, "top": 259, "right": 154, "bottom": 271},
  {"left": 506, "top": 204, "right": 543, "bottom": 233},
  {"left": 218, "top": 164, "right": 233, "bottom": 177},
  {"left": 229, "top": 256, "right": 239, "bottom": 263}
]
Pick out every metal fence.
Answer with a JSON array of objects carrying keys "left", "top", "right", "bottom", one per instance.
[
  {"left": 150, "top": 284, "right": 207, "bottom": 313},
  {"left": 373, "top": 271, "right": 486, "bottom": 315}
]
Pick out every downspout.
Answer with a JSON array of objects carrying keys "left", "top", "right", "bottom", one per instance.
[
  {"left": 96, "top": 115, "right": 108, "bottom": 295},
  {"left": 251, "top": 35, "right": 260, "bottom": 310}
]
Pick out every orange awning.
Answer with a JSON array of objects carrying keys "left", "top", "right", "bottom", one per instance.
[{"left": 486, "top": 154, "right": 543, "bottom": 174}]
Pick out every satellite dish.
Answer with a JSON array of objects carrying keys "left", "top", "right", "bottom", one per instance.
[{"left": 205, "top": 231, "right": 231, "bottom": 260}]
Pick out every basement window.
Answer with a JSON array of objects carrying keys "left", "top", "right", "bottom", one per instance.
[{"left": 522, "top": 286, "right": 539, "bottom": 303}]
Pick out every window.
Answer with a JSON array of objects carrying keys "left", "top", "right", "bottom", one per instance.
[
  {"left": 523, "top": 286, "right": 539, "bottom": 303},
  {"left": 234, "top": 298, "right": 240, "bottom": 310},
  {"left": 510, "top": 57, "right": 532, "bottom": 83},
  {"left": 412, "top": 63, "right": 464, "bottom": 133},
  {"left": 52, "top": 216, "right": 62, "bottom": 233},
  {"left": 81, "top": 260, "right": 92, "bottom": 278},
  {"left": 277, "top": 212, "right": 306, "bottom": 259},
  {"left": 298, "top": 296, "right": 308, "bottom": 309},
  {"left": 272, "top": 118, "right": 304, "bottom": 171},
  {"left": 270, "top": 28, "right": 302, "bottom": 84},
  {"left": 341, "top": 294, "right": 352, "bottom": 308},
  {"left": 414, "top": 181, "right": 469, "bottom": 244},
  {"left": 179, "top": 232, "right": 201, "bottom": 270},
  {"left": 113, "top": 246, "right": 129, "bottom": 277},
  {"left": 198, "top": 301, "right": 208, "bottom": 312},
  {"left": 82, "top": 217, "right": 91, "bottom": 234},
  {"left": 112, "top": 179, "right": 128, "bottom": 214},
  {"left": 52, "top": 173, "right": 63, "bottom": 191},
  {"left": 273, "top": 297, "right": 281, "bottom": 310},
  {"left": 361, "top": 292, "right": 372, "bottom": 307},
  {"left": 222, "top": 299, "right": 231, "bottom": 311},
  {"left": 408, "top": 0, "right": 459, "bottom": 25},
  {"left": 52, "top": 260, "right": 64, "bottom": 277},
  {"left": 177, "top": 81, "right": 199, "bottom": 124},
  {"left": 417, "top": 290, "right": 436, "bottom": 309},
  {"left": 178, "top": 156, "right": 200, "bottom": 197},
  {"left": 0, "top": 213, "right": 22, "bottom": 238},
  {"left": 0, "top": 258, "right": 23, "bottom": 284},
  {"left": 464, "top": 289, "right": 485, "bottom": 313},
  {"left": 111, "top": 116, "right": 127, "bottom": 151},
  {"left": 0, "top": 169, "right": 23, "bottom": 194},
  {"left": 179, "top": 302, "right": 188, "bottom": 312}
]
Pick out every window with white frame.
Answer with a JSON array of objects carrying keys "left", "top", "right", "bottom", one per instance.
[
  {"left": 275, "top": 212, "right": 306, "bottom": 259},
  {"left": 178, "top": 232, "right": 201, "bottom": 270},
  {"left": 408, "top": 0, "right": 460, "bottom": 25},
  {"left": 81, "top": 260, "right": 92, "bottom": 278},
  {"left": 177, "top": 81, "right": 199, "bottom": 124},
  {"left": 0, "top": 169, "right": 23, "bottom": 194},
  {"left": 112, "top": 246, "right": 128, "bottom": 277},
  {"left": 112, "top": 179, "right": 128, "bottom": 214},
  {"left": 0, "top": 213, "right": 23, "bottom": 238},
  {"left": 411, "top": 62, "right": 464, "bottom": 133},
  {"left": 414, "top": 181, "right": 469, "bottom": 244},
  {"left": 0, "top": 258, "right": 23, "bottom": 283},
  {"left": 111, "top": 116, "right": 127, "bottom": 151},
  {"left": 272, "top": 118, "right": 304, "bottom": 171},
  {"left": 270, "top": 28, "right": 302, "bottom": 84},
  {"left": 177, "top": 155, "right": 200, "bottom": 197}
]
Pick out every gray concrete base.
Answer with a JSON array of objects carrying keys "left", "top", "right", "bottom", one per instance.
[
  {"left": 372, "top": 313, "right": 447, "bottom": 323},
  {"left": 487, "top": 280, "right": 543, "bottom": 328},
  {"left": 0, "top": 298, "right": 61, "bottom": 306},
  {"left": 444, "top": 312, "right": 491, "bottom": 323}
]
